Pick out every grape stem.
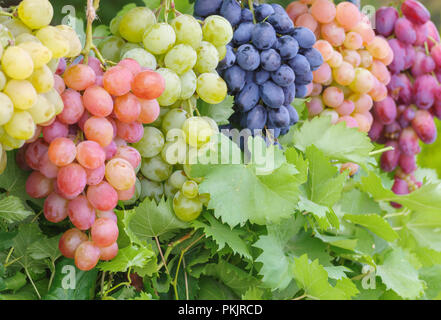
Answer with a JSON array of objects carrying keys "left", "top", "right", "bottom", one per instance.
[
  {"left": 368, "top": 146, "right": 394, "bottom": 156},
  {"left": 82, "top": 0, "right": 100, "bottom": 65},
  {"left": 157, "top": 230, "right": 196, "bottom": 272},
  {"left": 248, "top": 0, "right": 257, "bottom": 24},
  {"left": 0, "top": 11, "right": 13, "bottom": 17},
  {"left": 155, "top": 236, "right": 170, "bottom": 275},
  {"left": 91, "top": 45, "right": 108, "bottom": 69}
]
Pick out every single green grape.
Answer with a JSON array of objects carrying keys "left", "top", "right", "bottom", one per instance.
[
  {"left": 171, "top": 14, "right": 202, "bottom": 49},
  {"left": 141, "top": 155, "right": 173, "bottom": 182},
  {"left": 194, "top": 41, "right": 219, "bottom": 74},
  {"left": 28, "top": 65, "right": 54, "bottom": 93},
  {"left": 164, "top": 44, "right": 197, "bottom": 75},
  {"left": 119, "top": 7, "right": 156, "bottom": 43},
  {"left": 202, "top": 15, "right": 233, "bottom": 47},
  {"left": 4, "top": 80, "right": 37, "bottom": 110},
  {"left": 162, "top": 109, "right": 188, "bottom": 133},
  {"left": 0, "top": 127, "right": 25, "bottom": 150},
  {"left": 161, "top": 140, "right": 187, "bottom": 165},
  {"left": 18, "top": 41, "right": 53, "bottom": 69},
  {"left": 143, "top": 23, "right": 176, "bottom": 55},
  {"left": 182, "top": 116, "right": 213, "bottom": 148},
  {"left": 97, "top": 36, "right": 125, "bottom": 63},
  {"left": 35, "top": 26, "right": 70, "bottom": 58},
  {"left": 122, "top": 48, "right": 157, "bottom": 70},
  {"left": 156, "top": 68, "right": 181, "bottom": 107},
  {"left": 120, "top": 42, "right": 143, "bottom": 58},
  {"left": 180, "top": 70, "right": 197, "bottom": 100},
  {"left": 196, "top": 73, "right": 227, "bottom": 104},
  {"left": 1, "top": 46, "right": 34, "bottom": 80},
  {"left": 133, "top": 126, "right": 165, "bottom": 158},
  {"left": 168, "top": 170, "right": 188, "bottom": 190},
  {"left": 3, "top": 19, "right": 31, "bottom": 37},
  {"left": 110, "top": 15, "right": 123, "bottom": 36},
  {"left": 140, "top": 178, "right": 164, "bottom": 203},
  {"left": 173, "top": 191, "right": 203, "bottom": 222},
  {"left": 18, "top": 0, "right": 53, "bottom": 29},
  {"left": 181, "top": 180, "right": 199, "bottom": 199}
]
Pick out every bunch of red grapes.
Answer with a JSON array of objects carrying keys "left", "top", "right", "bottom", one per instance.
[
  {"left": 370, "top": 0, "right": 440, "bottom": 204},
  {"left": 20, "top": 56, "right": 164, "bottom": 270}
]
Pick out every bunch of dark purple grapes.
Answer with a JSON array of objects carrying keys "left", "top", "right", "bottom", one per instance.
[
  {"left": 194, "top": 0, "right": 322, "bottom": 139},
  {"left": 370, "top": 0, "right": 440, "bottom": 204}
]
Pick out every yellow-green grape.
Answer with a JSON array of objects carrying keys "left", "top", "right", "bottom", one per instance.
[
  {"left": 171, "top": 14, "right": 202, "bottom": 49},
  {"left": 28, "top": 65, "right": 54, "bottom": 93},
  {"left": 143, "top": 23, "right": 176, "bottom": 55},
  {"left": 110, "top": 15, "right": 123, "bottom": 36},
  {"left": 141, "top": 155, "right": 172, "bottom": 182},
  {"left": 202, "top": 15, "right": 233, "bottom": 47},
  {"left": 97, "top": 36, "right": 125, "bottom": 62},
  {"left": 173, "top": 191, "right": 203, "bottom": 222},
  {"left": 217, "top": 45, "right": 227, "bottom": 61},
  {"left": 47, "top": 58, "right": 60, "bottom": 73},
  {"left": 0, "top": 71, "right": 7, "bottom": 91},
  {"left": 18, "top": 41, "right": 52, "bottom": 69},
  {"left": 0, "top": 93, "right": 14, "bottom": 126},
  {"left": 1, "top": 46, "right": 34, "bottom": 80},
  {"left": 0, "top": 24, "right": 13, "bottom": 49},
  {"left": 36, "top": 26, "right": 70, "bottom": 58},
  {"left": 140, "top": 178, "right": 164, "bottom": 203},
  {"left": 164, "top": 44, "right": 197, "bottom": 75},
  {"left": 194, "top": 41, "right": 219, "bottom": 73},
  {"left": 182, "top": 117, "right": 213, "bottom": 148},
  {"left": 199, "top": 193, "right": 210, "bottom": 205},
  {"left": 0, "top": 131, "right": 25, "bottom": 151},
  {"left": 4, "top": 80, "right": 37, "bottom": 110},
  {"left": 180, "top": 70, "right": 197, "bottom": 100},
  {"left": 4, "top": 111, "right": 35, "bottom": 140},
  {"left": 15, "top": 33, "right": 40, "bottom": 44},
  {"left": 134, "top": 126, "right": 165, "bottom": 158},
  {"left": 202, "top": 116, "right": 220, "bottom": 134},
  {"left": 162, "top": 109, "right": 188, "bottom": 133},
  {"left": 56, "top": 25, "right": 82, "bottom": 58},
  {"left": 18, "top": 0, "right": 53, "bottom": 29},
  {"left": 42, "top": 88, "right": 64, "bottom": 115},
  {"left": 3, "top": 19, "right": 31, "bottom": 37},
  {"left": 119, "top": 7, "right": 156, "bottom": 43},
  {"left": 349, "top": 68, "right": 375, "bottom": 94},
  {"left": 181, "top": 180, "right": 199, "bottom": 199},
  {"left": 0, "top": 146, "right": 6, "bottom": 174},
  {"left": 120, "top": 42, "right": 142, "bottom": 57},
  {"left": 122, "top": 48, "right": 157, "bottom": 70},
  {"left": 27, "top": 94, "right": 55, "bottom": 125},
  {"left": 196, "top": 73, "right": 227, "bottom": 104},
  {"left": 161, "top": 140, "right": 187, "bottom": 165},
  {"left": 156, "top": 68, "right": 181, "bottom": 107},
  {"left": 168, "top": 170, "right": 188, "bottom": 190}
]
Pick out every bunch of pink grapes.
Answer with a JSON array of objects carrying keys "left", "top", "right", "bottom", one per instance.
[
  {"left": 19, "top": 56, "right": 164, "bottom": 270},
  {"left": 287, "top": 0, "right": 393, "bottom": 138},
  {"left": 370, "top": 0, "right": 440, "bottom": 204}
]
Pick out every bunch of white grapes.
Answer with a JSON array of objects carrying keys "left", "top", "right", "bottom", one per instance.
[
  {"left": 0, "top": 0, "right": 81, "bottom": 174},
  {"left": 99, "top": 6, "right": 233, "bottom": 107}
]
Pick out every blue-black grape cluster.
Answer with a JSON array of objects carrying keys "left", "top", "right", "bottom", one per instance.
[{"left": 194, "top": 0, "right": 323, "bottom": 138}]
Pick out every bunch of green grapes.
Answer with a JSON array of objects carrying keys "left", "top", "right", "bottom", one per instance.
[
  {"left": 133, "top": 106, "right": 217, "bottom": 222},
  {"left": 98, "top": 5, "right": 232, "bottom": 107},
  {"left": 0, "top": 0, "right": 81, "bottom": 174}
]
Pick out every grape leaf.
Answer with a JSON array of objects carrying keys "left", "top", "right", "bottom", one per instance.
[
  {"left": 292, "top": 254, "right": 358, "bottom": 300},
  {"left": 419, "top": 266, "right": 441, "bottom": 300},
  {"left": 242, "top": 287, "right": 265, "bottom": 300},
  {"left": 338, "top": 189, "right": 381, "bottom": 215},
  {"left": 197, "top": 277, "right": 238, "bottom": 300},
  {"left": 200, "top": 260, "right": 259, "bottom": 296},
  {"left": 125, "top": 197, "right": 189, "bottom": 240},
  {"left": 292, "top": 116, "right": 374, "bottom": 165},
  {"left": 253, "top": 216, "right": 306, "bottom": 290},
  {"left": 360, "top": 171, "right": 441, "bottom": 213},
  {"left": 192, "top": 213, "right": 252, "bottom": 259},
  {"left": 11, "top": 223, "right": 46, "bottom": 274},
  {"left": 376, "top": 248, "right": 424, "bottom": 299},
  {"left": 407, "top": 211, "right": 441, "bottom": 251},
  {"left": 29, "top": 235, "right": 62, "bottom": 262},
  {"left": 198, "top": 95, "right": 234, "bottom": 125},
  {"left": 344, "top": 214, "right": 399, "bottom": 242},
  {"left": 98, "top": 245, "right": 155, "bottom": 273},
  {"left": 0, "top": 196, "right": 34, "bottom": 224}
]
